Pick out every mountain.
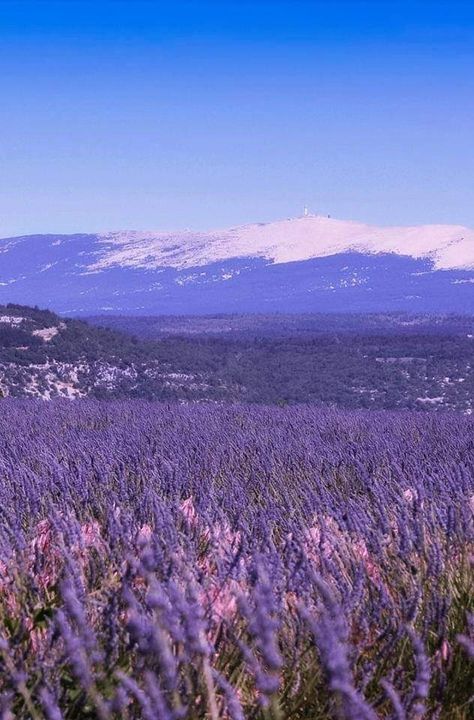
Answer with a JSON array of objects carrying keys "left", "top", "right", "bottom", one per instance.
[
  {"left": 1, "top": 216, "right": 474, "bottom": 314},
  {"left": 1, "top": 303, "right": 474, "bottom": 411}
]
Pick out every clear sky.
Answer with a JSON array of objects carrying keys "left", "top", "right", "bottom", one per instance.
[{"left": 0, "top": 0, "right": 473, "bottom": 236}]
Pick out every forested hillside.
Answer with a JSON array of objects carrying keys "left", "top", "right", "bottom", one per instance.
[{"left": 1, "top": 304, "right": 473, "bottom": 410}]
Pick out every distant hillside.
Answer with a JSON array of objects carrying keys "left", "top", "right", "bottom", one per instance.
[
  {"left": 1, "top": 216, "right": 474, "bottom": 314},
  {"left": 1, "top": 304, "right": 473, "bottom": 410},
  {"left": 86, "top": 312, "right": 474, "bottom": 340},
  {"left": 0, "top": 304, "right": 146, "bottom": 399}
]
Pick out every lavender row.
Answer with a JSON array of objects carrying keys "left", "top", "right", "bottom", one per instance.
[{"left": 0, "top": 400, "right": 472, "bottom": 718}]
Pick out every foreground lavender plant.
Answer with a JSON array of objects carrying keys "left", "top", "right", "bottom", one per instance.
[{"left": 0, "top": 400, "right": 472, "bottom": 718}]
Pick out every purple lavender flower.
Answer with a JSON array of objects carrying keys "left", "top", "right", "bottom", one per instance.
[
  {"left": 302, "top": 575, "right": 378, "bottom": 720},
  {"left": 457, "top": 612, "right": 474, "bottom": 658},
  {"left": 380, "top": 679, "right": 406, "bottom": 720},
  {"left": 116, "top": 672, "right": 156, "bottom": 720},
  {"left": 39, "top": 688, "right": 63, "bottom": 720},
  {"left": 212, "top": 670, "right": 245, "bottom": 720},
  {"left": 55, "top": 610, "right": 93, "bottom": 691},
  {"left": 407, "top": 627, "right": 431, "bottom": 717}
]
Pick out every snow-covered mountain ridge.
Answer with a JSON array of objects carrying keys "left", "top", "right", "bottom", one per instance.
[
  {"left": 94, "top": 215, "right": 474, "bottom": 271},
  {"left": 1, "top": 215, "right": 474, "bottom": 314}
]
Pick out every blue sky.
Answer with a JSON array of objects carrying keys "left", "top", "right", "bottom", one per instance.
[{"left": 0, "top": 0, "right": 473, "bottom": 235}]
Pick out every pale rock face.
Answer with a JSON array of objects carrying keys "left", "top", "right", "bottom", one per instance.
[
  {"left": 0, "top": 316, "right": 25, "bottom": 325},
  {"left": 32, "top": 326, "right": 62, "bottom": 342},
  {"left": 92, "top": 216, "right": 474, "bottom": 271}
]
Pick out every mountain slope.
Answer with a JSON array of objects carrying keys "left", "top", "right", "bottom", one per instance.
[
  {"left": 1, "top": 216, "right": 474, "bottom": 314},
  {"left": 93, "top": 215, "right": 474, "bottom": 271}
]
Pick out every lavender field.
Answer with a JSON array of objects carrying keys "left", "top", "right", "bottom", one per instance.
[{"left": 0, "top": 400, "right": 473, "bottom": 719}]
